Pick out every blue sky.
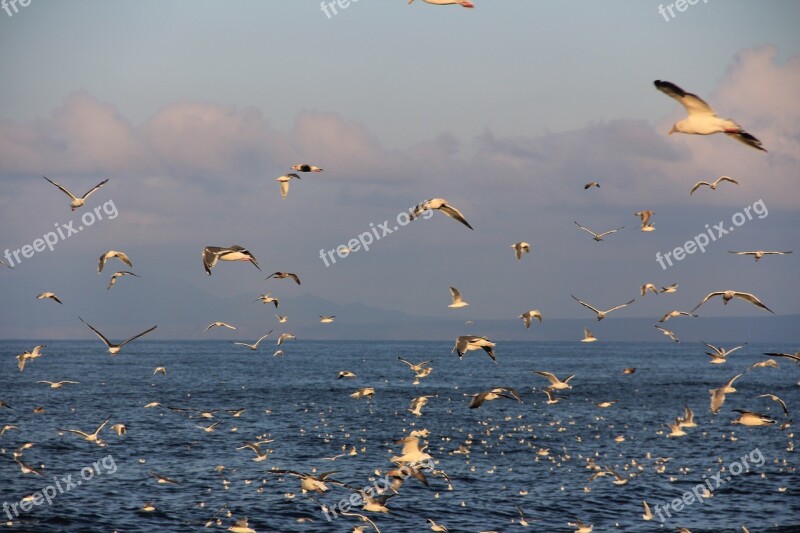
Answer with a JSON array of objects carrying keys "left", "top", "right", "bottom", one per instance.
[{"left": 1, "top": 1, "right": 799, "bottom": 339}]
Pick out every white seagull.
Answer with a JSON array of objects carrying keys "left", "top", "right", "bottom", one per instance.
[
  {"left": 107, "top": 271, "right": 140, "bottom": 289},
  {"left": 79, "top": 317, "right": 157, "bottom": 355},
  {"left": 266, "top": 271, "right": 301, "bottom": 285},
  {"left": 202, "top": 245, "right": 260, "bottom": 275},
  {"left": 276, "top": 173, "right": 301, "bottom": 199},
  {"left": 253, "top": 293, "right": 280, "bottom": 307},
  {"left": 511, "top": 242, "right": 531, "bottom": 260},
  {"left": 690, "top": 175, "right": 739, "bottom": 195},
  {"left": 728, "top": 250, "right": 792, "bottom": 262},
  {"left": 233, "top": 331, "right": 273, "bottom": 351},
  {"left": 448, "top": 287, "right": 469, "bottom": 308},
  {"left": 320, "top": 315, "right": 335, "bottom": 323},
  {"left": 634, "top": 211, "right": 655, "bottom": 231},
  {"left": 534, "top": 371, "right": 574, "bottom": 390},
  {"left": 452, "top": 335, "right": 496, "bottom": 361},
  {"left": 691, "top": 290, "right": 773, "bottom": 314},
  {"left": 519, "top": 309, "right": 542, "bottom": 329},
  {"left": 58, "top": 416, "right": 112, "bottom": 446},
  {"left": 658, "top": 310, "right": 698, "bottom": 322},
  {"left": 204, "top": 321, "right": 237, "bottom": 332},
  {"left": 654, "top": 80, "right": 767, "bottom": 151},
  {"left": 408, "top": 0, "right": 474, "bottom": 7},
  {"left": 37, "top": 380, "right": 79, "bottom": 389},
  {"left": 36, "top": 292, "right": 63, "bottom": 304},
  {"left": 98, "top": 251, "right": 132, "bottom": 273},
  {"left": 42, "top": 176, "right": 109, "bottom": 211},
  {"left": 411, "top": 198, "right": 473, "bottom": 229},
  {"left": 571, "top": 295, "right": 635, "bottom": 320},
  {"left": 654, "top": 324, "right": 680, "bottom": 343},
  {"left": 581, "top": 327, "right": 597, "bottom": 343},
  {"left": 574, "top": 221, "right": 623, "bottom": 241},
  {"left": 291, "top": 164, "right": 323, "bottom": 173}
]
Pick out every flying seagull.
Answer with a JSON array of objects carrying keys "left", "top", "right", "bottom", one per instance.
[
  {"left": 658, "top": 310, "right": 698, "bottom": 322},
  {"left": 277, "top": 333, "right": 296, "bottom": 346},
  {"left": 107, "top": 271, "right": 139, "bottom": 289},
  {"left": 291, "top": 164, "right": 323, "bottom": 173},
  {"left": 634, "top": 211, "right": 655, "bottom": 231},
  {"left": 691, "top": 290, "right": 773, "bottom": 314},
  {"left": 641, "top": 283, "right": 658, "bottom": 296},
  {"left": 690, "top": 175, "right": 739, "bottom": 195},
  {"left": 79, "top": 317, "right": 157, "bottom": 355},
  {"left": 654, "top": 324, "right": 680, "bottom": 343},
  {"left": 534, "top": 371, "right": 574, "bottom": 390},
  {"left": 266, "top": 271, "right": 301, "bottom": 284},
  {"left": 581, "top": 327, "right": 597, "bottom": 343},
  {"left": 660, "top": 283, "right": 679, "bottom": 294},
  {"left": 37, "top": 380, "right": 79, "bottom": 389},
  {"left": 42, "top": 176, "right": 109, "bottom": 211},
  {"left": 728, "top": 250, "right": 792, "bottom": 262},
  {"left": 452, "top": 335, "right": 496, "bottom": 361},
  {"left": 36, "top": 292, "right": 62, "bottom": 304},
  {"left": 253, "top": 293, "right": 279, "bottom": 307},
  {"left": 571, "top": 295, "right": 635, "bottom": 320},
  {"left": 574, "top": 221, "right": 623, "bottom": 241},
  {"left": 704, "top": 342, "right": 746, "bottom": 364},
  {"left": 411, "top": 198, "right": 473, "bottom": 229},
  {"left": 204, "top": 321, "right": 236, "bottom": 332},
  {"left": 276, "top": 173, "right": 301, "bottom": 199},
  {"left": 584, "top": 182, "right": 600, "bottom": 189},
  {"left": 98, "top": 251, "right": 132, "bottom": 273},
  {"left": 654, "top": 80, "right": 767, "bottom": 151},
  {"left": 233, "top": 331, "right": 273, "bottom": 351},
  {"left": 758, "top": 394, "right": 789, "bottom": 416},
  {"left": 320, "top": 315, "right": 335, "bottom": 323},
  {"left": 408, "top": 0, "right": 475, "bottom": 7},
  {"left": 732, "top": 410, "right": 776, "bottom": 426},
  {"left": 202, "top": 245, "right": 260, "bottom": 275},
  {"left": 469, "top": 387, "right": 521, "bottom": 409},
  {"left": 511, "top": 242, "right": 531, "bottom": 260},
  {"left": 58, "top": 416, "right": 112, "bottom": 446},
  {"left": 519, "top": 309, "right": 542, "bottom": 329},
  {"left": 448, "top": 287, "right": 469, "bottom": 308}
]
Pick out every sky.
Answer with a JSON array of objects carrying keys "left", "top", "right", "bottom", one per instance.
[{"left": 1, "top": 0, "right": 799, "bottom": 340}]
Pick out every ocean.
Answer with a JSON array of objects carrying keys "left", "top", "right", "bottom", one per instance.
[{"left": 1, "top": 340, "right": 798, "bottom": 532}]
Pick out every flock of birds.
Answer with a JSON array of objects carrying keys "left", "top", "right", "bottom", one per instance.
[{"left": 1, "top": 60, "right": 797, "bottom": 533}]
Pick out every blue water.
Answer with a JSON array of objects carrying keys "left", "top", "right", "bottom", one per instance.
[{"left": 1, "top": 340, "right": 798, "bottom": 532}]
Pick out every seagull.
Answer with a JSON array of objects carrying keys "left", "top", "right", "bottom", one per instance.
[
  {"left": 320, "top": 315, "right": 335, "bottom": 323},
  {"left": 584, "top": 182, "right": 600, "bottom": 189},
  {"left": 654, "top": 324, "right": 680, "bottom": 343},
  {"left": 273, "top": 349, "right": 283, "bottom": 357},
  {"left": 196, "top": 421, "right": 222, "bottom": 433},
  {"left": 728, "top": 250, "right": 792, "bottom": 262},
  {"left": 98, "top": 251, "right": 132, "bottom": 273},
  {"left": 16, "top": 345, "right": 46, "bottom": 372},
  {"left": 448, "top": 287, "right": 469, "bottom": 308},
  {"left": 153, "top": 367, "right": 167, "bottom": 375},
  {"left": 37, "top": 380, "right": 79, "bottom": 389},
  {"left": 571, "top": 295, "right": 635, "bottom": 320},
  {"left": 107, "top": 271, "right": 139, "bottom": 289},
  {"left": 660, "top": 283, "right": 678, "bottom": 293},
  {"left": 276, "top": 314, "right": 288, "bottom": 323},
  {"left": 690, "top": 175, "right": 739, "bottom": 195},
  {"left": 452, "top": 335, "right": 496, "bottom": 361},
  {"left": 659, "top": 310, "right": 698, "bottom": 322},
  {"left": 42, "top": 176, "right": 109, "bottom": 211},
  {"left": 691, "top": 290, "right": 773, "bottom": 314},
  {"left": 266, "top": 271, "right": 301, "bottom": 284},
  {"left": 337, "top": 371, "right": 356, "bottom": 379},
  {"left": 519, "top": 309, "right": 542, "bottom": 329},
  {"left": 574, "top": 221, "right": 623, "bottom": 241},
  {"left": 411, "top": 198, "right": 473, "bottom": 229},
  {"left": 703, "top": 342, "right": 747, "bottom": 364},
  {"left": 654, "top": 80, "right": 767, "bottom": 151},
  {"left": 253, "top": 293, "right": 279, "bottom": 307},
  {"left": 228, "top": 517, "right": 256, "bottom": 533},
  {"left": 758, "top": 394, "right": 789, "bottom": 416},
  {"left": 273, "top": 470, "right": 345, "bottom": 493},
  {"left": 634, "top": 211, "right": 655, "bottom": 231},
  {"left": 428, "top": 518, "right": 449, "bottom": 531},
  {"left": 111, "top": 423, "right": 127, "bottom": 436},
  {"left": 204, "top": 321, "right": 237, "bottom": 332},
  {"left": 469, "top": 387, "right": 521, "bottom": 409},
  {"left": 642, "top": 501, "right": 653, "bottom": 521},
  {"left": 679, "top": 406, "right": 698, "bottom": 428},
  {"left": 719, "top": 373, "right": 744, "bottom": 393},
  {"left": 276, "top": 173, "right": 301, "bottom": 199},
  {"left": 709, "top": 387, "right": 727, "bottom": 414},
  {"left": 667, "top": 417, "right": 687, "bottom": 438},
  {"left": 762, "top": 351, "right": 800, "bottom": 363},
  {"left": 408, "top": 0, "right": 475, "bottom": 7},
  {"left": 534, "top": 371, "right": 574, "bottom": 390},
  {"left": 350, "top": 387, "right": 375, "bottom": 399},
  {"left": 641, "top": 283, "right": 658, "bottom": 296},
  {"left": 390, "top": 435, "right": 432, "bottom": 464},
  {"left": 15, "top": 458, "right": 44, "bottom": 476},
  {"left": 148, "top": 471, "right": 180, "bottom": 485},
  {"left": 409, "top": 394, "right": 436, "bottom": 416},
  {"left": 58, "top": 416, "right": 112, "bottom": 446},
  {"left": 732, "top": 410, "right": 776, "bottom": 426},
  {"left": 511, "top": 242, "right": 531, "bottom": 260},
  {"left": 581, "top": 328, "right": 597, "bottom": 343},
  {"left": 36, "top": 292, "right": 62, "bottom": 304},
  {"left": 291, "top": 164, "right": 323, "bottom": 173},
  {"left": 568, "top": 519, "right": 593, "bottom": 533},
  {"left": 233, "top": 331, "right": 273, "bottom": 351},
  {"left": 751, "top": 359, "right": 779, "bottom": 369},
  {"left": 237, "top": 440, "right": 274, "bottom": 462},
  {"left": 79, "top": 317, "right": 157, "bottom": 355},
  {"left": 277, "top": 333, "right": 296, "bottom": 346},
  {"left": 542, "top": 388, "right": 561, "bottom": 404},
  {"left": 202, "top": 245, "right": 260, "bottom": 275},
  {"left": 398, "top": 357, "right": 432, "bottom": 374}
]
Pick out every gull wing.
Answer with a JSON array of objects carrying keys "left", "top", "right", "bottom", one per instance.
[
  {"left": 654, "top": 80, "right": 716, "bottom": 116},
  {"left": 78, "top": 317, "right": 113, "bottom": 349},
  {"left": 689, "top": 181, "right": 709, "bottom": 195},
  {"left": 733, "top": 292, "right": 774, "bottom": 314},
  {"left": 691, "top": 292, "right": 723, "bottom": 313},
  {"left": 42, "top": 176, "right": 78, "bottom": 201},
  {"left": 80, "top": 179, "right": 110, "bottom": 200},
  {"left": 574, "top": 221, "right": 598, "bottom": 238},
  {"left": 116, "top": 325, "right": 158, "bottom": 349},
  {"left": 605, "top": 299, "right": 635, "bottom": 313},
  {"left": 726, "top": 131, "right": 767, "bottom": 152},
  {"left": 571, "top": 295, "right": 602, "bottom": 316},
  {"left": 439, "top": 203, "right": 474, "bottom": 230}
]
